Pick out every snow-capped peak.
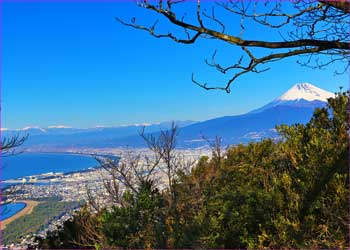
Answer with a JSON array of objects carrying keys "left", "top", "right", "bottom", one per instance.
[
  {"left": 20, "top": 126, "right": 46, "bottom": 132},
  {"left": 248, "top": 83, "right": 334, "bottom": 114},
  {"left": 47, "top": 125, "right": 72, "bottom": 129},
  {"left": 277, "top": 83, "right": 334, "bottom": 102},
  {"left": 119, "top": 123, "right": 153, "bottom": 127}
]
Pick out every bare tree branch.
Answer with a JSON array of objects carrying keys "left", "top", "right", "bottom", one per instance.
[
  {"left": 1, "top": 134, "right": 28, "bottom": 157},
  {"left": 117, "top": 0, "right": 350, "bottom": 92}
]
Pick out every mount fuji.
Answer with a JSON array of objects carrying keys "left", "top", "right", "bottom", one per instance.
[
  {"left": 249, "top": 83, "right": 334, "bottom": 114},
  {"left": 173, "top": 83, "right": 334, "bottom": 147},
  {"left": 3, "top": 83, "right": 335, "bottom": 149}
]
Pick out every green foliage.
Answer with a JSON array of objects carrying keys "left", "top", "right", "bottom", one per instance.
[
  {"left": 38, "top": 92, "right": 349, "bottom": 249},
  {"left": 101, "top": 181, "right": 167, "bottom": 248}
]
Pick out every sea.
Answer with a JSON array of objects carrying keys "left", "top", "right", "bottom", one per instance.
[
  {"left": 1, "top": 202, "right": 26, "bottom": 221},
  {"left": 1, "top": 152, "right": 99, "bottom": 181},
  {"left": 0, "top": 152, "right": 100, "bottom": 221}
]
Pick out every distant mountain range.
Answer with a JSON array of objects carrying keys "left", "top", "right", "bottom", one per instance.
[
  {"left": 175, "top": 83, "right": 334, "bottom": 147},
  {"left": 2, "top": 121, "right": 196, "bottom": 150},
  {"left": 2, "top": 83, "right": 334, "bottom": 150}
]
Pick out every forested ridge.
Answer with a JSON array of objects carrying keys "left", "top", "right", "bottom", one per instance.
[{"left": 37, "top": 92, "right": 349, "bottom": 249}]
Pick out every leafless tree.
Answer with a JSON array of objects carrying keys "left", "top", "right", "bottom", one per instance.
[
  {"left": 139, "top": 122, "right": 197, "bottom": 244},
  {"left": 116, "top": 0, "right": 350, "bottom": 93},
  {"left": 87, "top": 123, "right": 194, "bottom": 210},
  {"left": 1, "top": 133, "right": 28, "bottom": 157},
  {"left": 202, "top": 135, "right": 224, "bottom": 170},
  {"left": 82, "top": 123, "right": 196, "bottom": 246},
  {"left": 140, "top": 122, "right": 195, "bottom": 197},
  {"left": 86, "top": 149, "right": 162, "bottom": 212},
  {"left": 78, "top": 136, "right": 170, "bottom": 249}
]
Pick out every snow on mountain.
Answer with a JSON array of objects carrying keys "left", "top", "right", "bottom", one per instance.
[
  {"left": 3, "top": 83, "right": 334, "bottom": 149},
  {"left": 2, "top": 121, "right": 197, "bottom": 146},
  {"left": 20, "top": 126, "right": 47, "bottom": 132},
  {"left": 5, "top": 121, "right": 196, "bottom": 133},
  {"left": 47, "top": 125, "right": 72, "bottom": 129},
  {"left": 250, "top": 83, "right": 334, "bottom": 114},
  {"left": 172, "top": 83, "right": 336, "bottom": 147},
  {"left": 277, "top": 83, "right": 334, "bottom": 102},
  {"left": 123, "top": 123, "right": 153, "bottom": 127}
]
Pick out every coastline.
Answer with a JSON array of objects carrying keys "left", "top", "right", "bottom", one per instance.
[
  {"left": 20, "top": 150, "right": 117, "bottom": 159},
  {"left": 1, "top": 200, "right": 39, "bottom": 229},
  {"left": 2, "top": 152, "right": 119, "bottom": 185}
]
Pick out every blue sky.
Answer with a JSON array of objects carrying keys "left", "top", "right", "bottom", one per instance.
[{"left": 2, "top": 1, "right": 348, "bottom": 129}]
